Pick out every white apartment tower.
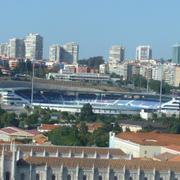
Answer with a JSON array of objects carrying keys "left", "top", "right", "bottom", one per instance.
[
  {"left": 136, "top": 45, "right": 152, "bottom": 60},
  {"left": 9, "top": 38, "right": 25, "bottom": 59},
  {"left": 49, "top": 44, "right": 62, "bottom": 63},
  {"left": 63, "top": 42, "right": 79, "bottom": 64},
  {"left": 24, "top": 33, "right": 43, "bottom": 60},
  {"left": 0, "top": 43, "right": 9, "bottom": 57},
  {"left": 109, "top": 45, "right": 125, "bottom": 64}
]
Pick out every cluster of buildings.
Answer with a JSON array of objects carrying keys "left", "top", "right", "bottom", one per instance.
[
  {"left": 49, "top": 42, "right": 79, "bottom": 64},
  {"left": 99, "top": 44, "right": 180, "bottom": 87},
  {"left": 0, "top": 33, "right": 43, "bottom": 60},
  {"left": 1, "top": 33, "right": 180, "bottom": 87},
  {"left": 0, "top": 129, "right": 180, "bottom": 179},
  {"left": 0, "top": 33, "right": 79, "bottom": 65}
]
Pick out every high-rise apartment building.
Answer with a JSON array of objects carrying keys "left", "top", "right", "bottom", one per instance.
[
  {"left": 49, "top": 44, "right": 62, "bottom": 63},
  {"left": 136, "top": 45, "right": 152, "bottom": 60},
  {"left": 9, "top": 38, "right": 25, "bottom": 59},
  {"left": 172, "top": 43, "right": 180, "bottom": 64},
  {"left": 0, "top": 43, "right": 9, "bottom": 57},
  {"left": 63, "top": 42, "right": 79, "bottom": 64},
  {"left": 24, "top": 33, "right": 43, "bottom": 60},
  {"left": 109, "top": 45, "right": 125, "bottom": 64}
]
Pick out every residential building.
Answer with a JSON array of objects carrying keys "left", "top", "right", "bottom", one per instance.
[
  {"left": 109, "top": 62, "right": 128, "bottom": 80},
  {"left": 0, "top": 43, "right": 9, "bottom": 57},
  {"left": 174, "top": 65, "right": 180, "bottom": 86},
  {"left": 109, "top": 131, "right": 180, "bottom": 158},
  {"left": 99, "top": 63, "right": 108, "bottom": 74},
  {"left": 136, "top": 45, "right": 152, "bottom": 60},
  {"left": 0, "top": 127, "right": 34, "bottom": 142},
  {"left": 63, "top": 42, "right": 79, "bottom": 64},
  {"left": 37, "top": 124, "right": 61, "bottom": 133},
  {"left": 151, "top": 63, "right": 163, "bottom": 81},
  {"left": 109, "top": 45, "right": 125, "bottom": 64},
  {"left": 49, "top": 44, "right": 62, "bottom": 63},
  {"left": 139, "top": 64, "right": 152, "bottom": 80},
  {"left": 9, "top": 38, "right": 25, "bottom": 59},
  {"left": 172, "top": 43, "right": 180, "bottom": 64},
  {"left": 24, "top": 33, "right": 43, "bottom": 60},
  {"left": 120, "top": 123, "right": 142, "bottom": 132}
]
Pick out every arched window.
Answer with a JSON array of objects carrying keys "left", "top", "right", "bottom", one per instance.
[
  {"left": 98, "top": 175, "right": 102, "bottom": 180},
  {"left": 114, "top": 176, "right": 118, "bottom": 180},
  {"left": 52, "top": 174, "right": 56, "bottom": 180},
  {"left": 129, "top": 177, "right": 133, "bottom": 180},
  {"left": 83, "top": 175, "right": 87, "bottom": 180},
  {"left": 67, "top": 174, "right": 71, "bottom": 180},
  {"left": 5, "top": 172, "right": 10, "bottom": 180},
  {"left": 144, "top": 178, "right": 148, "bottom": 180},
  {"left": 36, "top": 173, "right": 40, "bottom": 180},
  {"left": 20, "top": 173, "right": 25, "bottom": 180}
]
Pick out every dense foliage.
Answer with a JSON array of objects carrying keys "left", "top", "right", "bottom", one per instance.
[
  {"left": 1, "top": 103, "right": 180, "bottom": 147},
  {"left": 78, "top": 56, "right": 104, "bottom": 69}
]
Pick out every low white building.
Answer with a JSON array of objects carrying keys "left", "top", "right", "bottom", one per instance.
[
  {"left": 109, "top": 131, "right": 180, "bottom": 158},
  {"left": 120, "top": 123, "right": 142, "bottom": 132},
  {"left": 140, "top": 109, "right": 153, "bottom": 120}
]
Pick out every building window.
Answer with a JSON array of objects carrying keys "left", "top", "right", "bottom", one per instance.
[
  {"left": 5, "top": 172, "right": 10, "bottom": 180},
  {"left": 129, "top": 177, "right": 133, "bottom": 180},
  {"left": 98, "top": 175, "right": 102, "bottom": 180},
  {"left": 83, "top": 175, "right": 87, "bottom": 180},
  {"left": 52, "top": 174, "right": 56, "bottom": 180},
  {"left": 114, "top": 176, "right": 118, "bottom": 180},
  {"left": 20, "top": 173, "right": 25, "bottom": 180},
  {"left": 144, "top": 178, "right": 148, "bottom": 180},
  {"left": 67, "top": 174, "right": 71, "bottom": 180},
  {"left": 36, "top": 174, "right": 40, "bottom": 180}
]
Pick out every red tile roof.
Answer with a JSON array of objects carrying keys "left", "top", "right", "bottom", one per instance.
[
  {"left": 165, "top": 145, "right": 180, "bottom": 152},
  {"left": 169, "top": 156, "right": 180, "bottom": 162},
  {"left": 18, "top": 157, "right": 180, "bottom": 171},
  {"left": 116, "top": 132, "right": 180, "bottom": 146},
  {"left": 26, "top": 129, "right": 39, "bottom": 136},
  {"left": 1, "top": 128, "right": 17, "bottom": 134},
  {"left": 38, "top": 124, "right": 60, "bottom": 131}
]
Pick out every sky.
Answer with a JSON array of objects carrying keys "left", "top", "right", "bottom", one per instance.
[{"left": 0, "top": 0, "right": 180, "bottom": 60}]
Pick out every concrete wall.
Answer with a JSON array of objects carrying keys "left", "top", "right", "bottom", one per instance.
[{"left": 109, "top": 132, "right": 140, "bottom": 157}]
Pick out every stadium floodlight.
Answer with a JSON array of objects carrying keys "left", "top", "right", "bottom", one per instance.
[{"left": 30, "top": 59, "right": 35, "bottom": 107}]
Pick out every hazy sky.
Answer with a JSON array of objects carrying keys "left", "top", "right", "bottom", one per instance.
[{"left": 0, "top": 0, "right": 180, "bottom": 60}]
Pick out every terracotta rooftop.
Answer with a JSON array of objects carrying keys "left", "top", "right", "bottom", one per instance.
[
  {"left": 0, "top": 127, "right": 34, "bottom": 137},
  {"left": 116, "top": 132, "right": 180, "bottom": 146},
  {"left": 154, "top": 152, "right": 176, "bottom": 161},
  {"left": 169, "top": 156, "right": 180, "bottom": 162},
  {"left": 0, "top": 144, "right": 126, "bottom": 156},
  {"left": 165, "top": 145, "right": 180, "bottom": 152},
  {"left": 17, "top": 157, "right": 180, "bottom": 171},
  {"left": 38, "top": 124, "right": 60, "bottom": 131}
]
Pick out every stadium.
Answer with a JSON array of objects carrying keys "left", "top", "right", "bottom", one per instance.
[{"left": 0, "top": 87, "right": 162, "bottom": 114}]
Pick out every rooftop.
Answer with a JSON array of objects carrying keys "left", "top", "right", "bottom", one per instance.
[
  {"left": 116, "top": 132, "right": 180, "bottom": 146},
  {"left": 17, "top": 157, "right": 180, "bottom": 171},
  {"left": 165, "top": 145, "right": 180, "bottom": 152},
  {"left": 0, "top": 127, "right": 34, "bottom": 137},
  {"left": 0, "top": 144, "right": 126, "bottom": 157}
]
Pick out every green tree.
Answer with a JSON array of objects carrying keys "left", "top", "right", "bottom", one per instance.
[
  {"left": 78, "top": 56, "right": 104, "bottom": 69},
  {"left": 79, "top": 104, "right": 96, "bottom": 122},
  {"left": 48, "top": 126, "right": 81, "bottom": 146}
]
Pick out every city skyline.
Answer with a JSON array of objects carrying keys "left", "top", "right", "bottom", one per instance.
[
  {"left": 1, "top": 0, "right": 180, "bottom": 60},
  {"left": 1, "top": 33, "right": 180, "bottom": 61}
]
